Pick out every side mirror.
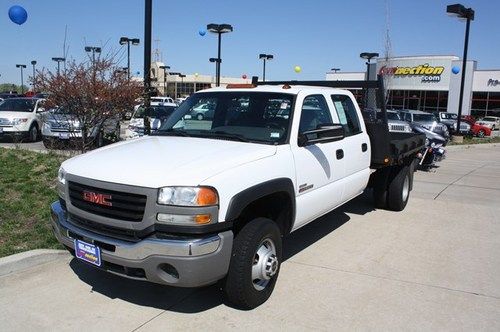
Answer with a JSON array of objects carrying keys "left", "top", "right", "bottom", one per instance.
[
  {"left": 298, "top": 124, "right": 345, "bottom": 147},
  {"left": 36, "top": 107, "right": 46, "bottom": 113}
]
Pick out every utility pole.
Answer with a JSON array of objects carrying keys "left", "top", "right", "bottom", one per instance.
[{"left": 143, "top": 0, "right": 153, "bottom": 135}]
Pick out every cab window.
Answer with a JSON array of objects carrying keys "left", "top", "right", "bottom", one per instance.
[
  {"left": 331, "top": 95, "right": 361, "bottom": 136},
  {"left": 298, "top": 95, "right": 333, "bottom": 134}
]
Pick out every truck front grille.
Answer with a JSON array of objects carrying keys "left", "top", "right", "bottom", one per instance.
[{"left": 68, "top": 181, "right": 147, "bottom": 222}]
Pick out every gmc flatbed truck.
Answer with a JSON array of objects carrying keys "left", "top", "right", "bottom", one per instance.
[{"left": 50, "top": 78, "right": 425, "bottom": 309}]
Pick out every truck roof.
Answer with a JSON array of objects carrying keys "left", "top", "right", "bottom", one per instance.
[{"left": 198, "top": 84, "right": 352, "bottom": 95}]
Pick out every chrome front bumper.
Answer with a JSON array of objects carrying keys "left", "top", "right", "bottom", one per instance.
[{"left": 50, "top": 201, "right": 233, "bottom": 287}]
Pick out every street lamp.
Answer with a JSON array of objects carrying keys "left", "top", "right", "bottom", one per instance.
[
  {"left": 31, "top": 60, "right": 37, "bottom": 91},
  {"left": 85, "top": 46, "right": 102, "bottom": 63},
  {"left": 259, "top": 54, "right": 273, "bottom": 82},
  {"left": 331, "top": 68, "right": 341, "bottom": 73},
  {"left": 51, "top": 57, "right": 66, "bottom": 76},
  {"left": 15, "top": 64, "right": 27, "bottom": 94},
  {"left": 207, "top": 23, "right": 233, "bottom": 86},
  {"left": 119, "top": 37, "right": 140, "bottom": 79},
  {"left": 159, "top": 65, "right": 170, "bottom": 96},
  {"left": 447, "top": 3, "right": 475, "bottom": 138},
  {"left": 359, "top": 52, "right": 379, "bottom": 80},
  {"left": 178, "top": 74, "right": 186, "bottom": 98}
]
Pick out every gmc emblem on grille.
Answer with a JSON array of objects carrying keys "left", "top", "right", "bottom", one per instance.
[{"left": 82, "top": 191, "right": 112, "bottom": 207}]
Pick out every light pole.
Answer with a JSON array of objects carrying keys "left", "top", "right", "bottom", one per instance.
[
  {"left": 259, "top": 54, "right": 273, "bottom": 82},
  {"left": 360, "top": 52, "right": 379, "bottom": 80},
  {"left": 85, "top": 46, "right": 102, "bottom": 64},
  {"left": 159, "top": 65, "right": 170, "bottom": 96},
  {"left": 143, "top": 0, "right": 153, "bottom": 135},
  {"left": 51, "top": 57, "right": 66, "bottom": 76},
  {"left": 331, "top": 68, "right": 341, "bottom": 73},
  {"left": 209, "top": 57, "right": 221, "bottom": 85},
  {"left": 119, "top": 37, "right": 140, "bottom": 79},
  {"left": 447, "top": 3, "right": 474, "bottom": 139},
  {"left": 207, "top": 23, "right": 233, "bottom": 86},
  {"left": 31, "top": 60, "right": 37, "bottom": 91},
  {"left": 15, "top": 64, "right": 27, "bottom": 94},
  {"left": 360, "top": 52, "right": 379, "bottom": 109},
  {"left": 178, "top": 74, "right": 186, "bottom": 98}
]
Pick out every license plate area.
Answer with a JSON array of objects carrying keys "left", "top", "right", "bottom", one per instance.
[
  {"left": 59, "top": 132, "right": 70, "bottom": 139},
  {"left": 74, "top": 239, "right": 101, "bottom": 266}
]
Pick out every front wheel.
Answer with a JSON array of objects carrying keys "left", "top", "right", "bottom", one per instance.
[
  {"left": 196, "top": 113, "right": 204, "bottom": 121},
  {"left": 223, "top": 218, "right": 282, "bottom": 309},
  {"left": 28, "top": 124, "right": 39, "bottom": 142},
  {"left": 477, "top": 129, "right": 485, "bottom": 138}
]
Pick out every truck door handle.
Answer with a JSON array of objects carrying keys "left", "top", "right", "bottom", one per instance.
[
  {"left": 362, "top": 143, "right": 368, "bottom": 152},
  {"left": 336, "top": 149, "right": 344, "bottom": 159}
]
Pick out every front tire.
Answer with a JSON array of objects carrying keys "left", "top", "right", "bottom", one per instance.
[
  {"left": 477, "top": 129, "right": 485, "bottom": 138},
  {"left": 28, "top": 124, "right": 39, "bottom": 142},
  {"left": 223, "top": 218, "right": 282, "bottom": 309}
]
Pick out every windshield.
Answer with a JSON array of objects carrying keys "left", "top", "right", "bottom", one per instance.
[
  {"left": 413, "top": 114, "right": 436, "bottom": 122},
  {"left": 0, "top": 98, "right": 36, "bottom": 112},
  {"left": 133, "top": 105, "right": 176, "bottom": 119},
  {"left": 155, "top": 92, "right": 295, "bottom": 144},
  {"left": 387, "top": 112, "right": 401, "bottom": 121}
]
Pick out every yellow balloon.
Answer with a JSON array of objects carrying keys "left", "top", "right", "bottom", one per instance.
[{"left": 294, "top": 66, "right": 301, "bottom": 73}]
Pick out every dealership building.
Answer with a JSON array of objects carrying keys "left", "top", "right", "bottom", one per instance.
[{"left": 326, "top": 55, "right": 500, "bottom": 117}]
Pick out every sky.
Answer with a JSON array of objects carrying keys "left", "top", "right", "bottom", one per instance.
[{"left": 0, "top": 0, "right": 498, "bottom": 85}]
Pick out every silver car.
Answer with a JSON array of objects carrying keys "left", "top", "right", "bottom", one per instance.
[
  {"left": 399, "top": 109, "right": 450, "bottom": 138},
  {"left": 386, "top": 110, "right": 412, "bottom": 133}
]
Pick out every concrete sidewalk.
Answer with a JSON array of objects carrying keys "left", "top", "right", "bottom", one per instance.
[{"left": 1, "top": 145, "right": 499, "bottom": 331}]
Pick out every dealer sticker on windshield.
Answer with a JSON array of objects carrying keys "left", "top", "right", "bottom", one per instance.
[{"left": 74, "top": 239, "right": 101, "bottom": 266}]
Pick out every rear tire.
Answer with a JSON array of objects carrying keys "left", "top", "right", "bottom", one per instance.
[
  {"left": 223, "top": 218, "right": 282, "bottom": 309},
  {"left": 387, "top": 166, "right": 411, "bottom": 211}
]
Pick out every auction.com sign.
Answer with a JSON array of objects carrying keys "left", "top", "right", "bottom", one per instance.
[{"left": 379, "top": 63, "right": 445, "bottom": 82}]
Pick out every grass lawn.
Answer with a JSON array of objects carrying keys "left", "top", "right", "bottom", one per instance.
[
  {"left": 449, "top": 135, "right": 500, "bottom": 145},
  {"left": 0, "top": 148, "right": 67, "bottom": 257}
]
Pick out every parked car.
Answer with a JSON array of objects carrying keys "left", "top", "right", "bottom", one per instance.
[
  {"left": 433, "top": 111, "right": 472, "bottom": 134},
  {"left": 0, "top": 97, "right": 46, "bottom": 142},
  {"left": 399, "top": 109, "right": 451, "bottom": 138},
  {"left": 386, "top": 110, "right": 412, "bottom": 133},
  {"left": 126, "top": 103, "right": 177, "bottom": 138},
  {"left": 476, "top": 116, "right": 500, "bottom": 130},
  {"left": 460, "top": 117, "right": 492, "bottom": 137},
  {"left": 50, "top": 80, "right": 425, "bottom": 309},
  {"left": 188, "top": 102, "right": 215, "bottom": 120},
  {"left": 41, "top": 107, "right": 121, "bottom": 148},
  {"left": 151, "top": 96, "right": 175, "bottom": 104}
]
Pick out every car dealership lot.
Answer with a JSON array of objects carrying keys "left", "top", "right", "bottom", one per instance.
[{"left": 1, "top": 144, "right": 499, "bottom": 331}]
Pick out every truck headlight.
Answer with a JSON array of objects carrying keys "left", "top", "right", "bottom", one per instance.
[
  {"left": 157, "top": 186, "right": 218, "bottom": 206},
  {"left": 58, "top": 167, "right": 66, "bottom": 184}
]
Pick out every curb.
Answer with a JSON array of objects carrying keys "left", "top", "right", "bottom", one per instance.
[
  {"left": 446, "top": 142, "right": 499, "bottom": 151},
  {"left": 0, "top": 249, "right": 70, "bottom": 277}
]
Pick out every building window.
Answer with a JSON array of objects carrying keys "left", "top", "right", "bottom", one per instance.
[
  {"left": 471, "top": 92, "right": 488, "bottom": 117},
  {"left": 487, "top": 92, "right": 500, "bottom": 116}
]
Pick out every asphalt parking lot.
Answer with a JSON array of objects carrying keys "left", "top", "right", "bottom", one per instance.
[{"left": 0, "top": 144, "right": 499, "bottom": 331}]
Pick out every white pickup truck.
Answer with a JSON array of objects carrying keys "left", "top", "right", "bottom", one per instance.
[{"left": 50, "top": 79, "right": 424, "bottom": 309}]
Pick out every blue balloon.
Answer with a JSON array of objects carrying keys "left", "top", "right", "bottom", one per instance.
[
  {"left": 452, "top": 66, "right": 460, "bottom": 74},
  {"left": 8, "top": 5, "right": 28, "bottom": 25},
  {"left": 199, "top": 29, "right": 206, "bottom": 36}
]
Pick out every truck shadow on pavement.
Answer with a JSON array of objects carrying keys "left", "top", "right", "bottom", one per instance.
[{"left": 69, "top": 191, "right": 375, "bottom": 313}]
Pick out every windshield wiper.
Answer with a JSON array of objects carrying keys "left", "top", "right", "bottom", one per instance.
[
  {"left": 153, "top": 129, "right": 190, "bottom": 137},
  {"left": 197, "top": 131, "right": 251, "bottom": 142}
]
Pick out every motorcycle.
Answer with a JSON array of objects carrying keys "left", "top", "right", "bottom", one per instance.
[{"left": 412, "top": 124, "right": 447, "bottom": 169}]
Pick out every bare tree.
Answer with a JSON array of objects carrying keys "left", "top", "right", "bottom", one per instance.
[{"left": 35, "top": 55, "right": 142, "bottom": 152}]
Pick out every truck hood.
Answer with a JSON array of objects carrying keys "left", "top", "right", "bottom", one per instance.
[
  {"left": 0, "top": 111, "right": 35, "bottom": 120},
  {"left": 62, "top": 136, "right": 277, "bottom": 188}
]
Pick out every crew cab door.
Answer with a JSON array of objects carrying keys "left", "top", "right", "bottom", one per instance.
[
  {"left": 328, "top": 94, "right": 371, "bottom": 201},
  {"left": 291, "top": 94, "right": 346, "bottom": 230}
]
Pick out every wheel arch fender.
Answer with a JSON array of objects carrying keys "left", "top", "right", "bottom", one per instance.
[{"left": 225, "top": 178, "right": 296, "bottom": 235}]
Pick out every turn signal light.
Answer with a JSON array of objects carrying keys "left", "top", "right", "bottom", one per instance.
[
  {"left": 197, "top": 187, "right": 218, "bottom": 206},
  {"left": 195, "top": 214, "right": 211, "bottom": 224}
]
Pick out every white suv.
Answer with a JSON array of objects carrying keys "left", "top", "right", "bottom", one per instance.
[{"left": 0, "top": 97, "right": 46, "bottom": 142}]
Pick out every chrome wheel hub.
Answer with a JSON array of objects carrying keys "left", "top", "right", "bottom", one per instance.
[{"left": 252, "top": 238, "right": 278, "bottom": 291}]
